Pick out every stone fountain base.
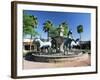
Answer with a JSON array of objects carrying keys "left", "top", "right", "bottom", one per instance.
[{"left": 31, "top": 50, "right": 84, "bottom": 62}]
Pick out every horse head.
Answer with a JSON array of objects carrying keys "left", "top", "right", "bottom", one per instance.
[
  {"left": 75, "top": 38, "right": 80, "bottom": 45},
  {"left": 76, "top": 38, "right": 80, "bottom": 42},
  {"left": 70, "top": 38, "right": 80, "bottom": 47}
]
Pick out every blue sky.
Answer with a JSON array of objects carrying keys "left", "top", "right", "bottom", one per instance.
[{"left": 23, "top": 10, "right": 91, "bottom": 41}]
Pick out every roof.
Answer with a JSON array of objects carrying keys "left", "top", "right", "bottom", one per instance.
[{"left": 23, "top": 39, "right": 33, "bottom": 42}]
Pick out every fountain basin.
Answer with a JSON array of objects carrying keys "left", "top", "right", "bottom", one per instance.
[{"left": 31, "top": 51, "right": 83, "bottom": 62}]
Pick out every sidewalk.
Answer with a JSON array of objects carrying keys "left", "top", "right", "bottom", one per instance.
[{"left": 23, "top": 53, "right": 91, "bottom": 69}]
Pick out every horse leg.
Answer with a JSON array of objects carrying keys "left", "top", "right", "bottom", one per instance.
[
  {"left": 63, "top": 45, "right": 66, "bottom": 55},
  {"left": 65, "top": 44, "right": 69, "bottom": 55},
  {"left": 43, "top": 47, "right": 45, "bottom": 53},
  {"left": 39, "top": 48, "right": 42, "bottom": 55},
  {"left": 41, "top": 47, "right": 44, "bottom": 54},
  {"left": 69, "top": 44, "right": 71, "bottom": 51},
  {"left": 48, "top": 46, "right": 51, "bottom": 54},
  {"left": 45, "top": 47, "right": 48, "bottom": 53},
  {"left": 66, "top": 45, "right": 69, "bottom": 55}
]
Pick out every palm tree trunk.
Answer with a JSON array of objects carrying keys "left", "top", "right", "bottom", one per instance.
[
  {"left": 30, "top": 35, "right": 32, "bottom": 51},
  {"left": 48, "top": 31, "right": 50, "bottom": 40},
  {"left": 80, "top": 33, "right": 81, "bottom": 49}
]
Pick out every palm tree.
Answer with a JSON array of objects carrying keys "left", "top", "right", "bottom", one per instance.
[
  {"left": 30, "top": 15, "right": 38, "bottom": 28},
  {"left": 77, "top": 25, "right": 83, "bottom": 49},
  {"left": 49, "top": 26, "right": 58, "bottom": 37},
  {"left": 43, "top": 20, "right": 53, "bottom": 39},
  {"left": 59, "top": 22, "right": 69, "bottom": 37},
  {"left": 23, "top": 14, "right": 38, "bottom": 51}
]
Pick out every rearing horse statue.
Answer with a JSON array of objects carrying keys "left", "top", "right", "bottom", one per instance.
[{"left": 63, "top": 31, "right": 80, "bottom": 55}]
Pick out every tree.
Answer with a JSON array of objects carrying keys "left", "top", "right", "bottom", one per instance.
[
  {"left": 23, "top": 14, "right": 38, "bottom": 51},
  {"left": 59, "top": 22, "right": 69, "bottom": 37},
  {"left": 77, "top": 25, "right": 83, "bottom": 49},
  {"left": 49, "top": 26, "right": 58, "bottom": 37},
  {"left": 43, "top": 20, "right": 53, "bottom": 39},
  {"left": 61, "top": 22, "right": 69, "bottom": 37}
]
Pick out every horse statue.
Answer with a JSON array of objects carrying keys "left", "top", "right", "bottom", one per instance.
[
  {"left": 34, "top": 38, "right": 52, "bottom": 53},
  {"left": 63, "top": 38, "right": 80, "bottom": 55},
  {"left": 63, "top": 30, "right": 80, "bottom": 55},
  {"left": 71, "top": 38, "right": 80, "bottom": 49}
]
